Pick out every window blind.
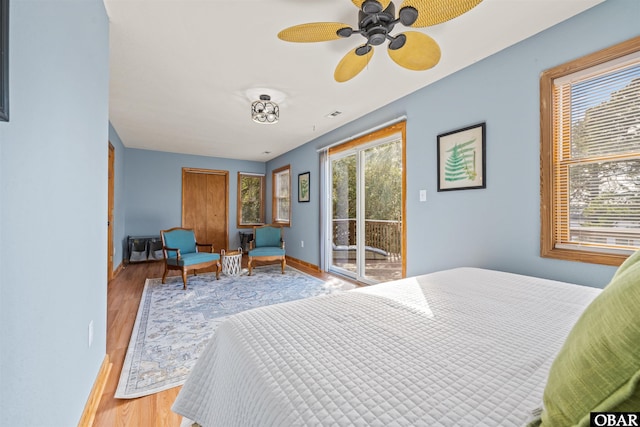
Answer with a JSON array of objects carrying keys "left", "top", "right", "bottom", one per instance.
[
  {"left": 553, "top": 60, "right": 640, "bottom": 252},
  {"left": 274, "top": 168, "right": 290, "bottom": 222}
]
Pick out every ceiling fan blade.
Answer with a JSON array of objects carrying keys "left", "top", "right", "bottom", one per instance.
[
  {"left": 278, "top": 22, "right": 353, "bottom": 42},
  {"left": 399, "top": 0, "right": 483, "bottom": 27},
  {"left": 334, "top": 46, "right": 374, "bottom": 83},
  {"left": 387, "top": 31, "right": 440, "bottom": 71},
  {"left": 352, "top": 0, "right": 391, "bottom": 12}
]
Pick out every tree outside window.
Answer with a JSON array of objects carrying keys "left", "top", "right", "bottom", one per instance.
[
  {"left": 541, "top": 37, "right": 640, "bottom": 266},
  {"left": 237, "top": 172, "right": 265, "bottom": 227}
]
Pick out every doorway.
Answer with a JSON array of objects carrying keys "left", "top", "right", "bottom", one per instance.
[
  {"left": 327, "top": 122, "right": 406, "bottom": 284},
  {"left": 182, "top": 168, "right": 229, "bottom": 251},
  {"left": 107, "top": 142, "right": 114, "bottom": 281}
]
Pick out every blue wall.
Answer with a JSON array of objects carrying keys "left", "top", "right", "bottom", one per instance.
[
  {"left": 0, "top": 1, "right": 109, "bottom": 425},
  {"left": 267, "top": 0, "right": 639, "bottom": 288},
  {"left": 267, "top": 150, "right": 321, "bottom": 268},
  {"left": 123, "top": 148, "right": 265, "bottom": 251},
  {"left": 0, "top": 1, "right": 633, "bottom": 425}
]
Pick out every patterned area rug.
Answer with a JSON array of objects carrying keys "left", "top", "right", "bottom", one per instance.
[{"left": 115, "top": 265, "right": 353, "bottom": 399}]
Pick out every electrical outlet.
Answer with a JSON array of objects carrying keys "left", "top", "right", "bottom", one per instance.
[
  {"left": 88, "top": 320, "right": 94, "bottom": 348},
  {"left": 419, "top": 189, "right": 427, "bottom": 202},
  {"left": 301, "top": 240, "right": 304, "bottom": 248}
]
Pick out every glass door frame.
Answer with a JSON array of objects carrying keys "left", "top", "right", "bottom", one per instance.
[{"left": 324, "top": 121, "right": 407, "bottom": 284}]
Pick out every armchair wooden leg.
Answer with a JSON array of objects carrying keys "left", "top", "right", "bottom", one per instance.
[
  {"left": 248, "top": 257, "right": 253, "bottom": 276},
  {"left": 215, "top": 262, "right": 221, "bottom": 280},
  {"left": 181, "top": 269, "right": 188, "bottom": 290},
  {"left": 162, "top": 265, "right": 169, "bottom": 284},
  {"left": 281, "top": 258, "right": 286, "bottom": 274}
]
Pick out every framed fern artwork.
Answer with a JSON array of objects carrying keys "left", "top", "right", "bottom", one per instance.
[
  {"left": 437, "top": 122, "right": 486, "bottom": 191},
  {"left": 298, "top": 171, "right": 310, "bottom": 202}
]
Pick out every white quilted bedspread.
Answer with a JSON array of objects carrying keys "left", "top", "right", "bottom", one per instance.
[{"left": 172, "top": 267, "right": 601, "bottom": 426}]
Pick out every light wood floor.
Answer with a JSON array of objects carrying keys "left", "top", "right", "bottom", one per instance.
[{"left": 93, "top": 258, "right": 350, "bottom": 427}]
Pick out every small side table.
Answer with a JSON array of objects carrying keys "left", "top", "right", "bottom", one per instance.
[{"left": 220, "top": 248, "right": 243, "bottom": 276}]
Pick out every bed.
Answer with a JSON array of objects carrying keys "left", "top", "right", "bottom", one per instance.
[{"left": 172, "top": 263, "right": 640, "bottom": 426}]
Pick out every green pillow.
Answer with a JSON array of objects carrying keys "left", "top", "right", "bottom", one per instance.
[
  {"left": 612, "top": 249, "right": 640, "bottom": 280},
  {"left": 540, "top": 254, "right": 640, "bottom": 426}
]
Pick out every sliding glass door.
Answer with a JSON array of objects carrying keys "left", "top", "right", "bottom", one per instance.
[
  {"left": 362, "top": 140, "right": 402, "bottom": 281},
  {"left": 331, "top": 153, "right": 358, "bottom": 276},
  {"left": 328, "top": 124, "right": 404, "bottom": 284}
]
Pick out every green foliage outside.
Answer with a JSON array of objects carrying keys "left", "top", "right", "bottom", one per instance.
[
  {"left": 581, "top": 193, "right": 636, "bottom": 227},
  {"left": 331, "top": 140, "right": 402, "bottom": 250},
  {"left": 240, "top": 175, "right": 263, "bottom": 224},
  {"left": 332, "top": 140, "right": 402, "bottom": 222},
  {"left": 364, "top": 141, "right": 402, "bottom": 221},
  {"left": 568, "top": 75, "right": 640, "bottom": 236}
]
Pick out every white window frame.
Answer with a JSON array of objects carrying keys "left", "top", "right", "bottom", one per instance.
[{"left": 272, "top": 165, "right": 291, "bottom": 226}]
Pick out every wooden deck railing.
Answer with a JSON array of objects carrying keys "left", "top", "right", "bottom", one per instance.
[{"left": 332, "top": 219, "right": 401, "bottom": 259}]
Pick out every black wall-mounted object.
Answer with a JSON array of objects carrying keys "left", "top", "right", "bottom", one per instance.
[{"left": 0, "top": 0, "right": 8, "bottom": 122}]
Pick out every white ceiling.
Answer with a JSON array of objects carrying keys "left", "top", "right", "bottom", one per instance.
[{"left": 104, "top": 0, "right": 604, "bottom": 162}]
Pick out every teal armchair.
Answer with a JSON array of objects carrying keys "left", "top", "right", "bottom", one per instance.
[
  {"left": 248, "top": 225, "right": 286, "bottom": 276},
  {"left": 160, "top": 227, "right": 221, "bottom": 289}
]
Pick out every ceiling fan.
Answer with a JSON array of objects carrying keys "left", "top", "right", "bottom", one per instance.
[{"left": 278, "top": 0, "right": 483, "bottom": 82}]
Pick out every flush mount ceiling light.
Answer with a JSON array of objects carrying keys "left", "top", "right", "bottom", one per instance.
[{"left": 251, "top": 94, "right": 279, "bottom": 124}]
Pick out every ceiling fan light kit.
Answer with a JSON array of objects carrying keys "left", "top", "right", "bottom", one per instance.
[
  {"left": 251, "top": 94, "right": 280, "bottom": 124},
  {"left": 278, "top": 0, "right": 483, "bottom": 82}
]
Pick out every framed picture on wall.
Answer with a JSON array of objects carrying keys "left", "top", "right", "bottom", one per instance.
[
  {"left": 437, "top": 122, "right": 486, "bottom": 191},
  {"left": 0, "top": 0, "right": 8, "bottom": 122},
  {"left": 298, "top": 172, "right": 310, "bottom": 202}
]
